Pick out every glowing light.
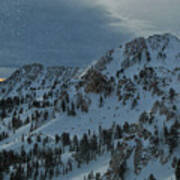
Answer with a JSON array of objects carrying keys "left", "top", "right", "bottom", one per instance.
[{"left": 0, "top": 78, "right": 5, "bottom": 82}]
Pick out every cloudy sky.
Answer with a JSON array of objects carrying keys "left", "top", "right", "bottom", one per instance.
[
  {"left": 94, "top": 0, "right": 180, "bottom": 36},
  {"left": 0, "top": 0, "right": 180, "bottom": 77}
]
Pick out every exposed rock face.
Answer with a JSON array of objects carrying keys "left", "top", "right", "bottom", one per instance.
[
  {"left": 82, "top": 68, "right": 113, "bottom": 95},
  {"left": 0, "top": 34, "right": 179, "bottom": 180},
  {"left": 121, "top": 37, "right": 150, "bottom": 69}
]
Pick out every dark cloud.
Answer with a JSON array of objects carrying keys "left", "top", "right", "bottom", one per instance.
[{"left": 0, "top": 0, "right": 133, "bottom": 76}]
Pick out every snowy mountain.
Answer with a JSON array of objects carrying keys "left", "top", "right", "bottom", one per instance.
[
  {"left": 0, "top": 64, "right": 79, "bottom": 98},
  {"left": 0, "top": 33, "right": 180, "bottom": 180}
]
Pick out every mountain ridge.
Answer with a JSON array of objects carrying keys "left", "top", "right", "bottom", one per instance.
[{"left": 0, "top": 33, "right": 179, "bottom": 180}]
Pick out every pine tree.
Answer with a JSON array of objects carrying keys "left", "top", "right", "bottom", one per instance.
[
  {"left": 55, "top": 134, "right": 60, "bottom": 144},
  {"left": 169, "top": 88, "right": 176, "bottom": 101},
  {"left": 115, "top": 124, "right": 122, "bottom": 139},
  {"left": 44, "top": 111, "right": 49, "bottom": 121},
  {"left": 168, "top": 122, "right": 178, "bottom": 153},
  {"left": 61, "top": 100, "right": 66, "bottom": 112},
  {"left": 12, "top": 116, "right": 22, "bottom": 129},
  {"left": 72, "top": 135, "right": 79, "bottom": 152},
  {"left": 71, "top": 102, "right": 76, "bottom": 116},
  {"left": 175, "top": 159, "right": 180, "bottom": 180},
  {"left": 149, "top": 174, "right": 156, "bottom": 180},
  {"left": 163, "top": 125, "right": 169, "bottom": 144},
  {"left": 1, "top": 108, "right": 6, "bottom": 120},
  {"left": 79, "top": 133, "right": 90, "bottom": 163},
  {"left": 90, "top": 134, "right": 98, "bottom": 152},
  {"left": 27, "top": 136, "right": 32, "bottom": 144},
  {"left": 55, "top": 167, "right": 60, "bottom": 177},
  {"left": 61, "top": 132, "right": 70, "bottom": 146},
  {"left": 99, "top": 96, "right": 103, "bottom": 107},
  {"left": 95, "top": 173, "right": 101, "bottom": 180}
]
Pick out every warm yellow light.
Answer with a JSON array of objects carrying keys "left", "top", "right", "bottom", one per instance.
[{"left": 0, "top": 78, "right": 5, "bottom": 82}]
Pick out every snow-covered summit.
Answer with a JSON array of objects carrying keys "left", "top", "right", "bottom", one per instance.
[
  {"left": 82, "top": 33, "right": 180, "bottom": 78},
  {"left": 0, "top": 34, "right": 179, "bottom": 180}
]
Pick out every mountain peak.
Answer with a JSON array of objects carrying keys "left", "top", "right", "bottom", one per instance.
[{"left": 0, "top": 34, "right": 179, "bottom": 180}]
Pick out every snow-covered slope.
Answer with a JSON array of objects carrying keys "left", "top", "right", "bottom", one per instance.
[
  {"left": 0, "top": 63, "right": 79, "bottom": 98},
  {"left": 0, "top": 34, "right": 179, "bottom": 180}
]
